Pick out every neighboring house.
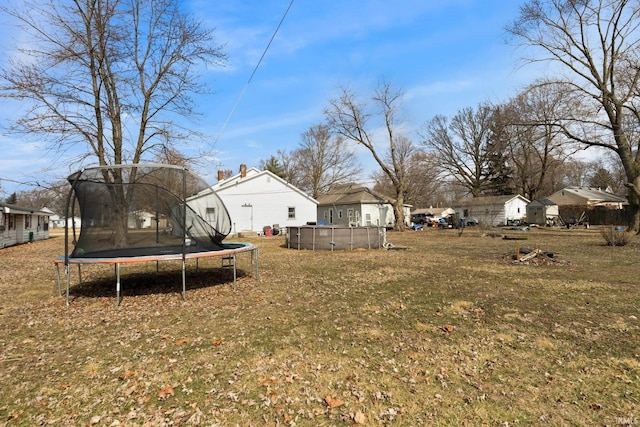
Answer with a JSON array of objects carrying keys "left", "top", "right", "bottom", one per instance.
[
  {"left": 316, "top": 184, "right": 411, "bottom": 228},
  {"left": 546, "top": 186, "right": 628, "bottom": 209},
  {"left": 1, "top": 202, "right": 50, "bottom": 248},
  {"left": 189, "top": 164, "right": 318, "bottom": 234},
  {"left": 128, "top": 210, "right": 158, "bottom": 229},
  {"left": 526, "top": 198, "right": 559, "bottom": 226},
  {"left": 454, "top": 194, "right": 530, "bottom": 226},
  {"left": 42, "top": 207, "right": 82, "bottom": 230}
]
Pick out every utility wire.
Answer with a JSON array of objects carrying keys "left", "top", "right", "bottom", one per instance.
[{"left": 213, "top": 0, "right": 296, "bottom": 146}]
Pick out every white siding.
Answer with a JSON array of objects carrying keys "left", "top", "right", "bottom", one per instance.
[
  {"left": 1, "top": 211, "right": 50, "bottom": 248},
  {"left": 192, "top": 171, "right": 317, "bottom": 234},
  {"left": 505, "top": 199, "right": 528, "bottom": 223}
]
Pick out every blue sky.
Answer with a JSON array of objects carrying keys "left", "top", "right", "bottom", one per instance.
[{"left": 0, "top": 0, "right": 539, "bottom": 196}]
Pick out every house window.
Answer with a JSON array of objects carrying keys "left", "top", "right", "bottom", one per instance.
[
  {"left": 8, "top": 214, "right": 15, "bottom": 230},
  {"left": 365, "top": 213, "right": 372, "bottom": 226},
  {"left": 338, "top": 210, "right": 343, "bottom": 219},
  {"left": 288, "top": 207, "right": 296, "bottom": 219},
  {"left": 25, "top": 215, "right": 31, "bottom": 229}
]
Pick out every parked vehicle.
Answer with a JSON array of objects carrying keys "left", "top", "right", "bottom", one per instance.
[
  {"left": 411, "top": 213, "right": 433, "bottom": 224},
  {"left": 464, "top": 218, "right": 479, "bottom": 226}
]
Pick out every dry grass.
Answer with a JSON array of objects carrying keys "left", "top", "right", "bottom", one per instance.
[{"left": 1, "top": 226, "right": 639, "bottom": 426}]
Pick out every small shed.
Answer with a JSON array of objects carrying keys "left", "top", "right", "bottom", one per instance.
[
  {"left": 454, "top": 194, "right": 530, "bottom": 226},
  {"left": 526, "top": 198, "right": 559, "bottom": 226}
]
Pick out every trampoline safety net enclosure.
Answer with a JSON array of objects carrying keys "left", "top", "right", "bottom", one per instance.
[
  {"left": 67, "top": 164, "right": 231, "bottom": 257},
  {"left": 56, "top": 164, "right": 258, "bottom": 305}
]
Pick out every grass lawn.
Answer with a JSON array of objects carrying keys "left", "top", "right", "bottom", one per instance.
[{"left": 1, "top": 226, "right": 639, "bottom": 426}]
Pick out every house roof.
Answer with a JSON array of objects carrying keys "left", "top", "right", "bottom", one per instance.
[
  {"left": 316, "top": 184, "right": 394, "bottom": 206},
  {"left": 547, "top": 187, "right": 628, "bottom": 205},
  {"left": 194, "top": 167, "right": 318, "bottom": 204},
  {"left": 529, "top": 198, "right": 557, "bottom": 206},
  {"left": 453, "top": 194, "right": 530, "bottom": 207},
  {"left": 0, "top": 202, "right": 50, "bottom": 216}
]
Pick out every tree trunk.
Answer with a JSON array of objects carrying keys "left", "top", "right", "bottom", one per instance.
[
  {"left": 394, "top": 192, "right": 406, "bottom": 232},
  {"left": 628, "top": 175, "right": 640, "bottom": 234}
]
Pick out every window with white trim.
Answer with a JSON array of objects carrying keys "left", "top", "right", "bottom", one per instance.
[{"left": 288, "top": 207, "right": 296, "bottom": 219}]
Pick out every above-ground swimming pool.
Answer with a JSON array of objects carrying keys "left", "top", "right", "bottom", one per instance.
[{"left": 286, "top": 225, "right": 386, "bottom": 250}]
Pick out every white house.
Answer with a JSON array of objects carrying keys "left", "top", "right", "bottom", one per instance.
[
  {"left": 1, "top": 202, "right": 50, "bottom": 248},
  {"left": 454, "top": 194, "right": 530, "bottom": 226},
  {"left": 189, "top": 164, "right": 318, "bottom": 235},
  {"left": 315, "top": 184, "right": 411, "bottom": 228}
]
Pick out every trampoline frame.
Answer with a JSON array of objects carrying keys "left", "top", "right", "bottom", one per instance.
[{"left": 54, "top": 243, "right": 259, "bottom": 306}]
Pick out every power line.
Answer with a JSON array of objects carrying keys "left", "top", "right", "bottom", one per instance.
[{"left": 213, "top": 0, "right": 296, "bottom": 146}]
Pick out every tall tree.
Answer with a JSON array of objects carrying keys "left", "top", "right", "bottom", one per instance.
[
  {"left": 419, "top": 103, "right": 495, "bottom": 197},
  {"left": 325, "top": 82, "right": 413, "bottom": 231},
  {"left": 0, "top": 0, "right": 227, "bottom": 245},
  {"left": 491, "top": 84, "right": 574, "bottom": 201},
  {"left": 508, "top": 0, "right": 640, "bottom": 231},
  {"left": 261, "top": 155, "right": 288, "bottom": 179},
  {"left": 290, "top": 124, "right": 362, "bottom": 199},
  {"left": 0, "top": 0, "right": 226, "bottom": 168},
  {"left": 371, "top": 150, "right": 445, "bottom": 209}
]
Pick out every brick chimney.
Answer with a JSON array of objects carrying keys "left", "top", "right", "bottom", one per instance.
[
  {"left": 240, "top": 163, "right": 247, "bottom": 178},
  {"left": 217, "top": 170, "right": 224, "bottom": 181}
]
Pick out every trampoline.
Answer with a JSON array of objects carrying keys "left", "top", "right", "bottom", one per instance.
[{"left": 55, "top": 164, "right": 259, "bottom": 305}]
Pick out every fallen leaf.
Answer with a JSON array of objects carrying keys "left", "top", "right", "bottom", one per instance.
[
  {"left": 324, "top": 395, "right": 344, "bottom": 408},
  {"left": 158, "top": 386, "right": 175, "bottom": 400},
  {"left": 212, "top": 339, "right": 223, "bottom": 346},
  {"left": 119, "top": 370, "right": 136, "bottom": 380},
  {"left": 353, "top": 410, "right": 367, "bottom": 424},
  {"left": 174, "top": 338, "right": 189, "bottom": 345},
  {"left": 442, "top": 325, "right": 455, "bottom": 333}
]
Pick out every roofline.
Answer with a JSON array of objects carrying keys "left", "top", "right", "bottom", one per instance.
[{"left": 198, "top": 168, "right": 318, "bottom": 205}]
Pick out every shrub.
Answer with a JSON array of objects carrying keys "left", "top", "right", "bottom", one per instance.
[{"left": 600, "top": 226, "right": 630, "bottom": 246}]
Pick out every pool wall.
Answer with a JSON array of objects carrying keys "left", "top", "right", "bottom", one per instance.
[{"left": 286, "top": 226, "right": 386, "bottom": 250}]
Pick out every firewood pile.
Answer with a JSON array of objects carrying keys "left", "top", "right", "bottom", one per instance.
[{"left": 504, "top": 247, "right": 569, "bottom": 265}]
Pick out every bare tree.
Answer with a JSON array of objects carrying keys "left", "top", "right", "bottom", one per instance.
[
  {"left": 1, "top": 0, "right": 225, "bottom": 168},
  {"left": 290, "top": 124, "right": 362, "bottom": 199},
  {"left": 507, "top": 0, "right": 640, "bottom": 231},
  {"left": 419, "top": 103, "right": 495, "bottom": 197},
  {"left": 0, "top": 0, "right": 226, "bottom": 245},
  {"left": 371, "top": 150, "right": 445, "bottom": 209},
  {"left": 491, "top": 84, "right": 575, "bottom": 200},
  {"left": 325, "top": 82, "right": 413, "bottom": 231}
]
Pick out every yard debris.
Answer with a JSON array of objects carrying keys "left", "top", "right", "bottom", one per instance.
[{"left": 505, "top": 247, "right": 568, "bottom": 265}]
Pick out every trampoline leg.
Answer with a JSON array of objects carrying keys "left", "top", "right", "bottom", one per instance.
[
  {"left": 254, "top": 248, "right": 260, "bottom": 280},
  {"left": 116, "top": 263, "right": 121, "bottom": 306},
  {"left": 55, "top": 263, "right": 61, "bottom": 296},
  {"left": 232, "top": 254, "right": 237, "bottom": 290},
  {"left": 66, "top": 264, "right": 71, "bottom": 306},
  {"left": 181, "top": 259, "right": 186, "bottom": 300},
  {"left": 77, "top": 265, "right": 82, "bottom": 286}
]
